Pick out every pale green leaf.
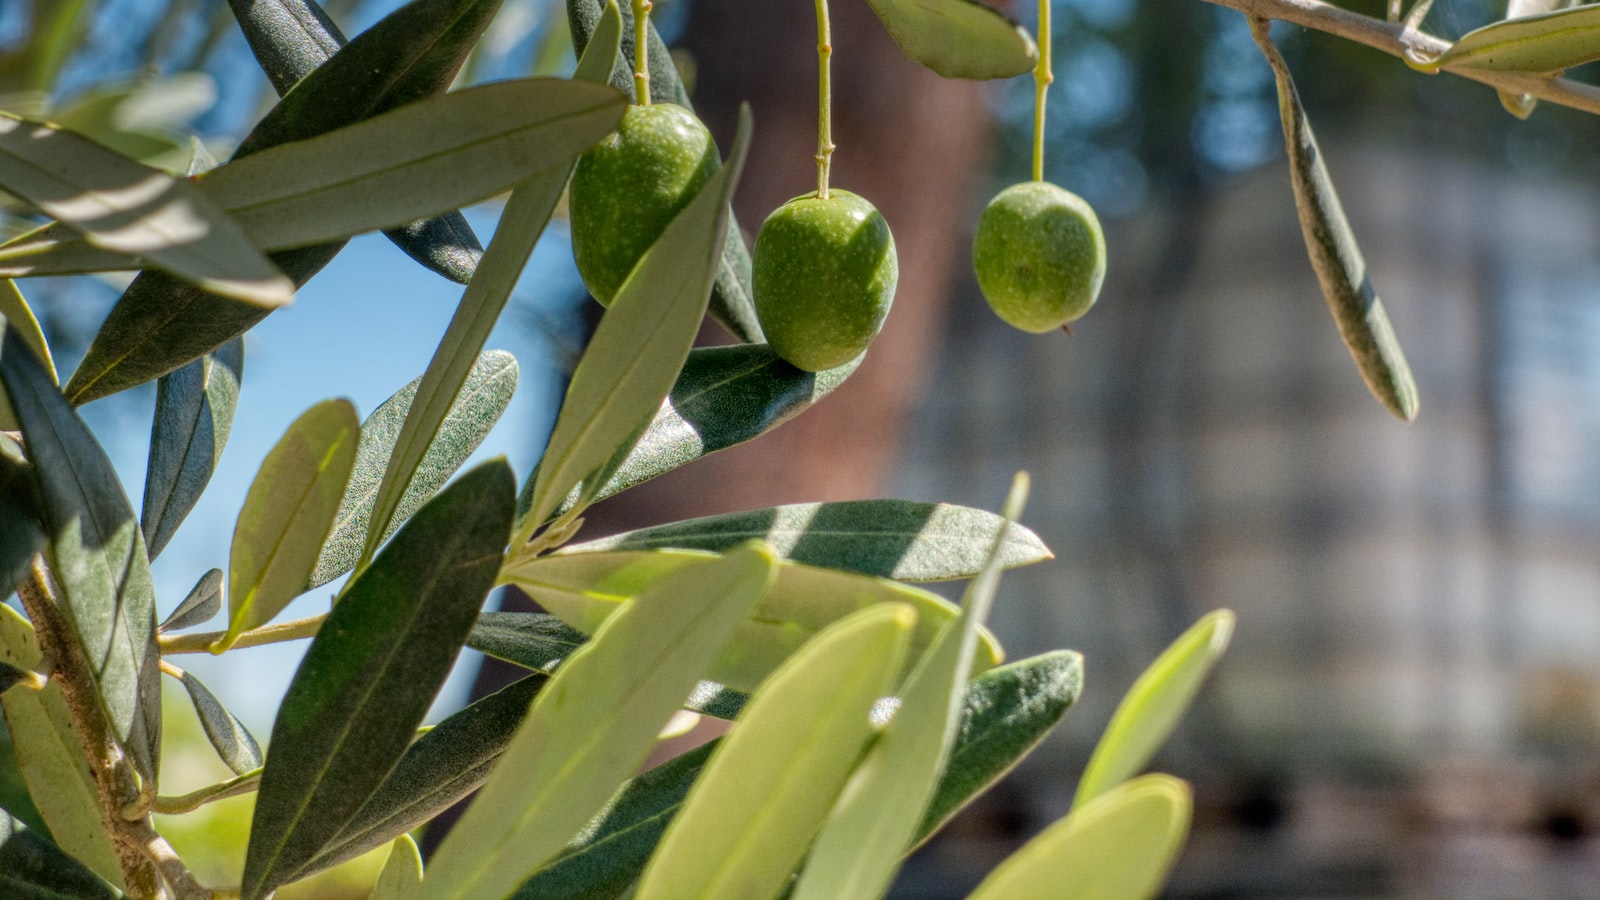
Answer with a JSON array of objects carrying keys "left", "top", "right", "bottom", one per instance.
[
  {"left": 518, "top": 107, "right": 752, "bottom": 540},
  {"left": 1436, "top": 2, "right": 1600, "bottom": 72},
  {"left": 0, "top": 280, "right": 53, "bottom": 384},
  {"left": 565, "top": 499, "right": 1052, "bottom": 581},
  {"left": 219, "top": 398, "right": 358, "bottom": 652},
  {"left": 859, "top": 0, "right": 1037, "bottom": 79},
  {"left": 968, "top": 774, "right": 1192, "bottom": 900},
  {"left": 1251, "top": 19, "right": 1418, "bottom": 421},
  {"left": 636, "top": 603, "right": 914, "bottom": 900},
  {"left": 792, "top": 473, "right": 1029, "bottom": 900},
  {"left": 420, "top": 543, "right": 777, "bottom": 900},
  {"left": 0, "top": 112, "right": 291, "bottom": 306},
  {"left": 371, "top": 835, "right": 423, "bottom": 900},
  {"left": 1074, "top": 610, "right": 1233, "bottom": 807}
]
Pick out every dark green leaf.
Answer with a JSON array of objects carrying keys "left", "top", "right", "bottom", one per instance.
[
  {"left": 518, "top": 344, "right": 857, "bottom": 529},
  {"left": 0, "top": 808, "right": 121, "bottom": 900},
  {"left": 179, "top": 671, "right": 263, "bottom": 776},
  {"left": 0, "top": 327, "right": 161, "bottom": 783},
  {"left": 859, "top": 0, "right": 1038, "bottom": 79},
  {"left": 312, "top": 351, "right": 517, "bottom": 589},
  {"left": 566, "top": 500, "right": 1052, "bottom": 582},
  {"left": 158, "top": 568, "right": 223, "bottom": 633},
  {"left": 301, "top": 673, "right": 548, "bottom": 878},
  {"left": 226, "top": 0, "right": 345, "bottom": 93},
  {"left": 0, "top": 663, "right": 32, "bottom": 697},
  {"left": 1250, "top": 19, "right": 1418, "bottom": 421},
  {"left": 141, "top": 338, "right": 242, "bottom": 559},
  {"left": 0, "top": 435, "right": 45, "bottom": 596},
  {"left": 241, "top": 460, "right": 514, "bottom": 900},
  {"left": 568, "top": 0, "right": 763, "bottom": 343},
  {"left": 466, "top": 612, "right": 587, "bottom": 673}
]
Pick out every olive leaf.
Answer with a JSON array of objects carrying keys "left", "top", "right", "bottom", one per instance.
[
  {"left": 1073, "top": 609, "right": 1233, "bottom": 807},
  {"left": 0, "top": 279, "right": 53, "bottom": 384},
  {"left": 0, "top": 327, "right": 162, "bottom": 785},
  {"left": 178, "top": 670, "right": 264, "bottom": 776},
  {"left": 1250, "top": 18, "right": 1419, "bottom": 422},
  {"left": 141, "top": 337, "right": 243, "bottom": 560},
  {"left": 0, "top": 808, "right": 121, "bottom": 900},
  {"left": 158, "top": 567, "right": 223, "bottom": 633},
  {"left": 1434, "top": 2, "right": 1600, "bottom": 73},
  {"left": 859, "top": 0, "right": 1038, "bottom": 80},
  {"left": 0, "top": 434, "right": 45, "bottom": 595},
  {"left": 371, "top": 835, "right": 424, "bottom": 900},
  {"left": 465, "top": 612, "right": 588, "bottom": 674},
  {"left": 226, "top": 0, "right": 344, "bottom": 91},
  {"left": 967, "top": 774, "right": 1192, "bottom": 900},
  {"left": 0, "top": 112, "right": 292, "bottom": 306},
  {"left": 241, "top": 460, "right": 514, "bottom": 900},
  {"left": 564, "top": 499, "right": 1052, "bottom": 581}
]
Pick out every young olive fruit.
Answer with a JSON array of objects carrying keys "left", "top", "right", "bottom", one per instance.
[
  {"left": 752, "top": 189, "right": 897, "bottom": 372},
  {"left": 568, "top": 103, "right": 719, "bottom": 305},
  {"left": 971, "top": 181, "right": 1106, "bottom": 333}
]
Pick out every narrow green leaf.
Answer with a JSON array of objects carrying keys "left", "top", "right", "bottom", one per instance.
[
  {"left": 1074, "top": 609, "right": 1233, "bottom": 808},
  {"left": 0, "top": 280, "right": 53, "bottom": 384},
  {"left": 1435, "top": 3, "right": 1600, "bottom": 72},
  {"left": 0, "top": 327, "right": 161, "bottom": 784},
  {"left": 371, "top": 835, "right": 423, "bottom": 900},
  {"left": 465, "top": 612, "right": 588, "bottom": 673},
  {"left": 179, "top": 670, "right": 263, "bottom": 777},
  {"left": 0, "top": 435, "right": 46, "bottom": 594},
  {"left": 516, "top": 344, "right": 858, "bottom": 530},
  {"left": 858, "top": 0, "right": 1037, "bottom": 79},
  {"left": 141, "top": 338, "right": 243, "bottom": 560},
  {"left": 568, "top": 0, "right": 763, "bottom": 342},
  {"left": 197, "top": 80, "right": 626, "bottom": 253},
  {"left": 637, "top": 603, "right": 914, "bottom": 900},
  {"left": 968, "top": 774, "right": 1192, "bottom": 900},
  {"left": 313, "top": 351, "right": 517, "bottom": 589},
  {"left": 500, "top": 548, "right": 1003, "bottom": 693},
  {"left": 420, "top": 543, "right": 777, "bottom": 900},
  {"left": 792, "top": 473, "right": 1029, "bottom": 900},
  {"left": 917, "top": 650, "right": 1084, "bottom": 843},
  {"left": 226, "top": 0, "right": 345, "bottom": 93},
  {"left": 219, "top": 398, "right": 359, "bottom": 652},
  {"left": 0, "top": 808, "right": 121, "bottom": 900},
  {"left": 0, "top": 112, "right": 292, "bottom": 306},
  {"left": 241, "top": 460, "right": 514, "bottom": 900},
  {"left": 158, "top": 568, "right": 223, "bottom": 633},
  {"left": 566, "top": 500, "right": 1052, "bottom": 582},
  {"left": 1250, "top": 19, "right": 1418, "bottom": 421},
  {"left": 0, "top": 606, "right": 124, "bottom": 890},
  {"left": 520, "top": 107, "right": 752, "bottom": 538}
]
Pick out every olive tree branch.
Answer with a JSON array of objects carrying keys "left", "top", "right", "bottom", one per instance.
[
  {"left": 1196, "top": 0, "right": 1600, "bottom": 116},
  {"left": 157, "top": 613, "right": 326, "bottom": 655}
]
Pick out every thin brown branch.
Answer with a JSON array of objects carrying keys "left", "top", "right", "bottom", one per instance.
[{"left": 1197, "top": 0, "right": 1600, "bottom": 116}]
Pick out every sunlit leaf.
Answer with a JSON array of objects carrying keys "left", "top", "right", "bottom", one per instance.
[
  {"left": 158, "top": 567, "right": 223, "bottom": 633},
  {"left": 219, "top": 398, "right": 358, "bottom": 652},
  {"left": 420, "top": 544, "right": 777, "bottom": 900},
  {"left": 0, "top": 807, "right": 120, "bottom": 900},
  {"left": 1435, "top": 2, "right": 1600, "bottom": 72},
  {"left": 371, "top": 835, "right": 423, "bottom": 900},
  {"left": 859, "top": 0, "right": 1037, "bottom": 79},
  {"left": 178, "top": 670, "right": 263, "bottom": 776},
  {"left": 141, "top": 337, "right": 242, "bottom": 559},
  {"left": 0, "top": 280, "right": 53, "bottom": 384},
  {"left": 241, "top": 460, "right": 514, "bottom": 900},
  {"left": 1074, "top": 610, "right": 1233, "bottom": 807}
]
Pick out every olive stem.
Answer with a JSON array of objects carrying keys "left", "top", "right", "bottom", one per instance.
[
  {"left": 814, "top": 0, "right": 835, "bottom": 199},
  {"left": 1032, "top": 0, "right": 1052, "bottom": 183},
  {"left": 631, "top": 0, "right": 653, "bottom": 106},
  {"left": 157, "top": 613, "right": 327, "bottom": 655}
]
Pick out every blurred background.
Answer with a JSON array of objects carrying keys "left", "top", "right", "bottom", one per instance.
[{"left": 6, "top": 0, "right": 1600, "bottom": 895}]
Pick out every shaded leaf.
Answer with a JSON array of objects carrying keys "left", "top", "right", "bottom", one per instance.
[
  {"left": 226, "top": 0, "right": 345, "bottom": 92},
  {"left": 500, "top": 548, "right": 1003, "bottom": 693},
  {"left": 0, "top": 808, "right": 121, "bottom": 900},
  {"left": 518, "top": 108, "right": 752, "bottom": 538},
  {"left": 158, "top": 567, "right": 223, "bottom": 633},
  {"left": 0, "top": 327, "right": 161, "bottom": 783},
  {"left": 420, "top": 544, "right": 777, "bottom": 900},
  {"left": 0, "top": 663, "right": 32, "bottom": 696},
  {"left": 968, "top": 774, "right": 1192, "bottom": 900},
  {"left": 0, "top": 434, "right": 45, "bottom": 595},
  {"left": 241, "top": 460, "right": 514, "bottom": 899},
  {"left": 1435, "top": 2, "right": 1600, "bottom": 72},
  {"left": 1250, "top": 18, "right": 1418, "bottom": 421},
  {"left": 567, "top": 0, "right": 763, "bottom": 342},
  {"left": 465, "top": 612, "right": 587, "bottom": 673},
  {"left": 219, "top": 399, "right": 358, "bottom": 652},
  {"left": 566, "top": 500, "right": 1052, "bottom": 582},
  {"left": 792, "top": 474, "right": 1028, "bottom": 900},
  {"left": 0, "top": 606, "right": 123, "bottom": 889},
  {"left": 517, "top": 344, "right": 858, "bottom": 530},
  {"left": 314, "top": 351, "right": 517, "bottom": 588},
  {"left": 371, "top": 835, "right": 423, "bottom": 900},
  {"left": 1074, "top": 609, "right": 1233, "bottom": 807},
  {"left": 303, "top": 673, "right": 547, "bottom": 878},
  {"left": 141, "top": 338, "right": 242, "bottom": 559},
  {"left": 636, "top": 604, "right": 914, "bottom": 900},
  {"left": 179, "top": 670, "right": 263, "bottom": 776},
  {"left": 859, "top": 0, "right": 1037, "bottom": 79}
]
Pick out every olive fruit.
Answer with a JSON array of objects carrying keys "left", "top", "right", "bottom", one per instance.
[
  {"left": 971, "top": 181, "right": 1106, "bottom": 333},
  {"left": 568, "top": 103, "right": 719, "bottom": 305},
  {"left": 752, "top": 190, "right": 897, "bottom": 372}
]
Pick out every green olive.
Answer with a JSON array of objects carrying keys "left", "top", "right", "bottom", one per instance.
[
  {"left": 752, "top": 190, "right": 897, "bottom": 372},
  {"left": 568, "top": 103, "right": 719, "bottom": 305},
  {"left": 971, "top": 181, "right": 1106, "bottom": 333}
]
